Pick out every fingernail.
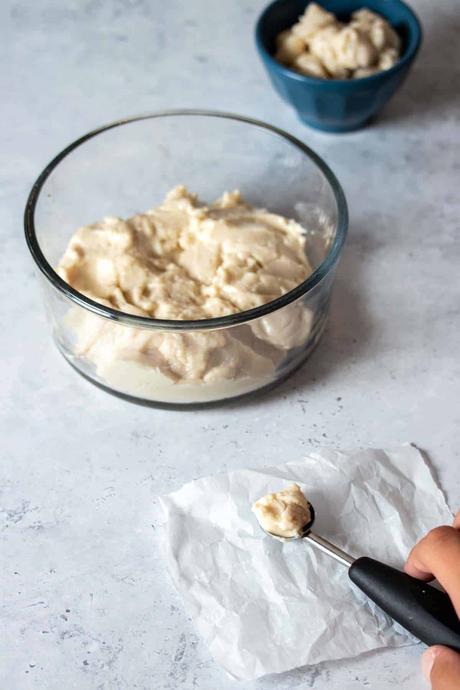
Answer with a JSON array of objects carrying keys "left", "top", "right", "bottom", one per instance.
[{"left": 421, "top": 647, "right": 437, "bottom": 680}]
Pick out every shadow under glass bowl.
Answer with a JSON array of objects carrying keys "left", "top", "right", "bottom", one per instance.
[
  {"left": 256, "top": 0, "right": 422, "bottom": 132},
  {"left": 24, "top": 110, "right": 348, "bottom": 408}
]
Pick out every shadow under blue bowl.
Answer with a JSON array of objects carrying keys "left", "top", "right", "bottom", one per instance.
[{"left": 255, "top": 0, "right": 423, "bottom": 132}]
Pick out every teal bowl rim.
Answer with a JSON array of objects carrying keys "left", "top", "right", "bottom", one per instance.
[
  {"left": 255, "top": 0, "right": 423, "bottom": 87},
  {"left": 24, "top": 110, "right": 348, "bottom": 332}
]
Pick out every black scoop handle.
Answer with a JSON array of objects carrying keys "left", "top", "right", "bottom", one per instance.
[{"left": 349, "top": 557, "right": 460, "bottom": 651}]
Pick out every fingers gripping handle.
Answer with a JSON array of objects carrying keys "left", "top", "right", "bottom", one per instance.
[{"left": 348, "top": 557, "right": 460, "bottom": 651}]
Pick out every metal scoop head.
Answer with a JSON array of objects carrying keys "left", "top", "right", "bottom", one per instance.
[{"left": 261, "top": 501, "right": 354, "bottom": 567}]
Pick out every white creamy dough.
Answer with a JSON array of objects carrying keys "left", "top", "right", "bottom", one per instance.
[
  {"left": 252, "top": 483, "right": 312, "bottom": 538},
  {"left": 276, "top": 3, "right": 401, "bottom": 79},
  {"left": 58, "top": 187, "right": 313, "bottom": 401}
]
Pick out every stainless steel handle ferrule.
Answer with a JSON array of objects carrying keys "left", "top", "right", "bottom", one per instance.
[{"left": 304, "top": 532, "right": 354, "bottom": 567}]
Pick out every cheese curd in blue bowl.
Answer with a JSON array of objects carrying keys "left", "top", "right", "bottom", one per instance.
[{"left": 256, "top": 0, "right": 422, "bottom": 132}]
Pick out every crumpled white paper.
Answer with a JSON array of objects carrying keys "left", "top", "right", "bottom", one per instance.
[{"left": 159, "top": 445, "right": 451, "bottom": 680}]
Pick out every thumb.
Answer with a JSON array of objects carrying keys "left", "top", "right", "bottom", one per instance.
[{"left": 422, "top": 646, "right": 460, "bottom": 689}]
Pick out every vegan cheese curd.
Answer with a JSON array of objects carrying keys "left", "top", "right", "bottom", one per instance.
[
  {"left": 275, "top": 3, "right": 401, "bottom": 79},
  {"left": 252, "top": 484, "right": 312, "bottom": 538},
  {"left": 57, "top": 186, "right": 313, "bottom": 402}
]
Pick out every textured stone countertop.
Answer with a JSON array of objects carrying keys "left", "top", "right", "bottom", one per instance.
[{"left": 2, "top": 0, "right": 459, "bottom": 688}]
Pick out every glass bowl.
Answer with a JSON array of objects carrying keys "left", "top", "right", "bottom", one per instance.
[{"left": 24, "top": 111, "right": 348, "bottom": 407}]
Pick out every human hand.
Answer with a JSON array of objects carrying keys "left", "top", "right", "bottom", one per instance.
[{"left": 405, "top": 510, "right": 460, "bottom": 689}]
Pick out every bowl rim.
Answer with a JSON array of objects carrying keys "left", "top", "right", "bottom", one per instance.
[
  {"left": 24, "top": 109, "right": 348, "bottom": 332},
  {"left": 255, "top": 0, "right": 423, "bottom": 86}
]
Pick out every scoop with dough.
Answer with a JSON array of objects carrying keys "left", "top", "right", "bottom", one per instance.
[{"left": 252, "top": 484, "right": 460, "bottom": 652}]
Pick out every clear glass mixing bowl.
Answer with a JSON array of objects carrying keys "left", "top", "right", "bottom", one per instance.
[{"left": 24, "top": 111, "right": 348, "bottom": 407}]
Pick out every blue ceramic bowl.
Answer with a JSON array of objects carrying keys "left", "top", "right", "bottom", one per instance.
[{"left": 255, "top": 0, "right": 422, "bottom": 132}]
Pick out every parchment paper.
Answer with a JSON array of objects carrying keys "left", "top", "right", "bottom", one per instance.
[{"left": 159, "top": 445, "right": 452, "bottom": 680}]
